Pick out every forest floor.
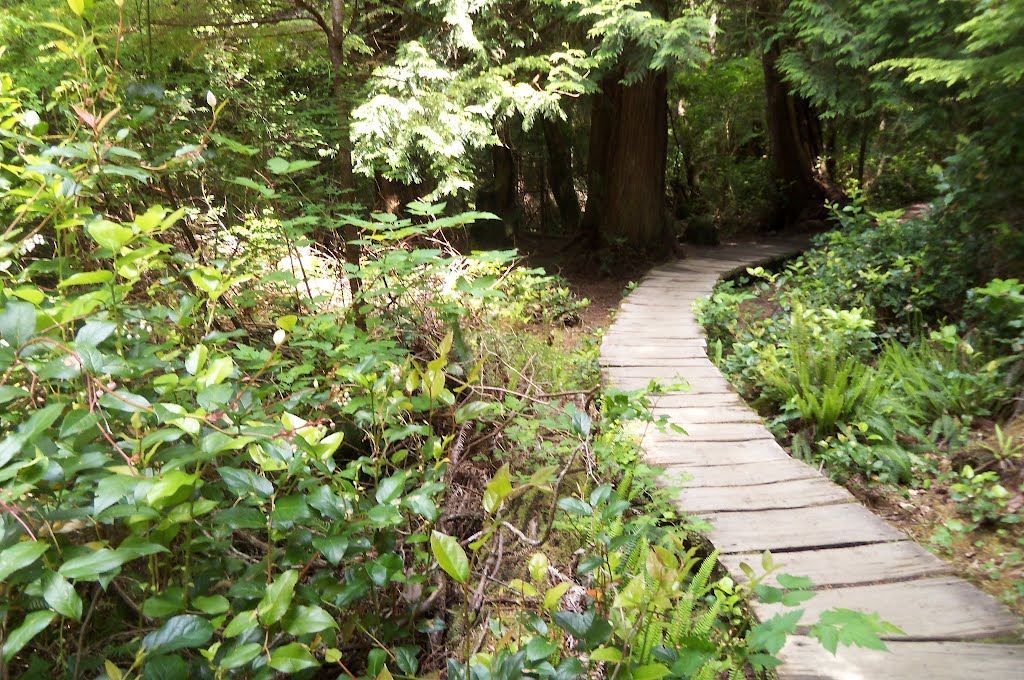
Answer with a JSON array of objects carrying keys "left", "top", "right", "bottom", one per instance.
[{"left": 848, "top": 417, "right": 1024, "bottom": 618}]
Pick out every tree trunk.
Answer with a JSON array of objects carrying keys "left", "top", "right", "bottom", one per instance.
[
  {"left": 474, "top": 138, "right": 518, "bottom": 247},
  {"left": 762, "top": 40, "right": 828, "bottom": 227},
  {"left": 542, "top": 118, "right": 580, "bottom": 233},
  {"left": 582, "top": 70, "right": 670, "bottom": 249}
]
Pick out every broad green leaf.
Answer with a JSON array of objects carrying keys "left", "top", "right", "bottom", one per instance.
[
  {"left": 507, "top": 579, "right": 539, "bottom": 597},
  {"left": 284, "top": 605, "right": 338, "bottom": 636},
  {"left": 2, "top": 611, "right": 56, "bottom": 661},
  {"left": 265, "top": 157, "right": 290, "bottom": 175},
  {"left": 0, "top": 386, "right": 28, "bottom": 405},
  {"left": 58, "top": 548, "right": 126, "bottom": 580},
  {"left": 218, "top": 466, "right": 274, "bottom": 498},
  {"left": 589, "top": 647, "right": 623, "bottom": 662},
  {"left": 87, "top": 220, "right": 134, "bottom": 250},
  {"left": 571, "top": 409, "right": 592, "bottom": 437},
  {"left": 454, "top": 400, "right": 491, "bottom": 423},
  {"left": 557, "top": 497, "right": 592, "bottom": 516},
  {"left": 269, "top": 643, "right": 319, "bottom": 672},
  {"left": 394, "top": 646, "right": 419, "bottom": 675},
  {"left": 375, "top": 473, "right": 406, "bottom": 504},
  {"left": 42, "top": 571, "right": 83, "bottom": 621},
  {"left": 142, "top": 615, "right": 214, "bottom": 655},
  {"left": 0, "top": 301, "right": 36, "bottom": 348},
  {"left": 200, "top": 356, "right": 234, "bottom": 387},
  {"left": 144, "top": 470, "right": 197, "bottom": 508},
  {"left": 430, "top": 531, "right": 470, "bottom": 584},
  {"left": 482, "top": 463, "right": 513, "bottom": 514},
  {"left": 777, "top": 573, "right": 815, "bottom": 589},
  {"left": 66, "top": 0, "right": 85, "bottom": 16},
  {"left": 220, "top": 642, "right": 262, "bottom": 669},
  {"left": 75, "top": 320, "right": 117, "bottom": 347},
  {"left": 633, "top": 663, "right": 671, "bottom": 680},
  {"left": 223, "top": 610, "right": 258, "bottom": 638},
  {"left": 192, "top": 595, "right": 230, "bottom": 615},
  {"left": 185, "top": 344, "right": 208, "bottom": 375},
  {"left": 544, "top": 582, "right": 572, "bottom": 610},
  {"left": 525, "top": 636, "right": 558, "bottom": 662},
  {"left": 59, "top": 270, "right": 114, "bottom": 288},
  {"left": 10, "top": 287, "right": 44, "bottom": 304},
  {"left": 0, "top": 540, "right": 49, "bottom": 581},
  {"left": 257, "top": 570, "right": 298, "bottom": 625},
  {"left": 528, "top": 553, "right": 548, "bottom": 583}
]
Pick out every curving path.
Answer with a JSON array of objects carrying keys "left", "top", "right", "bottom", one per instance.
[{"left": 600, "top": 237, "right": 1023, "bottom": 679}]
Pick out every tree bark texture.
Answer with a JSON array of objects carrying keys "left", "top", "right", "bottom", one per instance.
[
  {"left": 582, "top": 70, "right": 671, "bottom": 248},
  {"left": 762, "top": 40, "right": 828, "bottom": 226},
  {"left": 542, "top": 117, "right": 581, "bottom": 233}
]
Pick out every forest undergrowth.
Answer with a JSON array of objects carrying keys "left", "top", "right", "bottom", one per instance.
[
  {"left": 0, "top": 6, "right": 907, "bottom": 680},
  {"left": 697, "top": 197, "right": 1024, "bottom": 616}
]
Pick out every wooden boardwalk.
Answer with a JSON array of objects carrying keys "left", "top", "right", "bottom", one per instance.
[{"left": 600, "top": 238, "right": 1023, "bottom": 679}]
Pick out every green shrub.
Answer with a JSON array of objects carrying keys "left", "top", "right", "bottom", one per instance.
[{"left": 879, "top": 330, "right": 1009, "bottom": 424}]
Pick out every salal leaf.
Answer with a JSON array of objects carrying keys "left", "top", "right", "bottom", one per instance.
[
  {"left": 430, "top": 531, "right": 469, "bottom": 584},
  {"left": 0, "top": 540, "right": 49, "bottom": 581},
  {"left": 257, "top": 570, "right": 298, "bottom": 625},
  {"left": 42, "top": 571, "right": 83, "bottom": 621},
  {"left": 142, "top": 615, "right": 214, "bottom": 655},
  {"left": 2, "top": 611, "right": 56, "bottom": 661}
]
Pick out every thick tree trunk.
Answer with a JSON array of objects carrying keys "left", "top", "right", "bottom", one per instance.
[
  {"left": 762, "top": 41, "right": 828, "bottom": 227},
  {"left": 474, "top": 139, "right": 518, "bottom": 247},
  {"left": 582, "top": 70, "right": 671, "bottom": 248},
  {"left": 542, "top": 118, "right": 580, "bottom": 233}
]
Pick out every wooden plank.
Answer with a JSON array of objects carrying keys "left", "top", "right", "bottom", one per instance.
[
  {"left": 604, "top": 365, "right": 727, "bottom": 382},
  {"left": 646, "top": 422, "right": 775, "bottom": 441},
  {"left": 601, "top": 357, "right": 711, "bottom": 368},
  {"left": 664, "top": 457, "right": 821, "bottom": 487},
  {"left": 645, "top": 392, "right": 745, "bottom": 408},
  {"left": 641, "top": 438, "right": 791, "bottom": 466},
  {"left": 756, "top": 577, "right": 1023, "bottom": 641},
  {"left": 778, "top": 636, "right": 1024, "bottom": 680},
  {"left": 700, "top": 504, "right": 904, "bottom": 553},
  {"left": 722, "top": 541, "right": 950, "bottom": 588},
  {"left": 675, "top": 477, "right": 853, "bottom": 513},
  {"left": 610, "top": 377, "right": 735, "bottom": 393},
  {"left": 649, "top": 405, "right": 762, "bottom": 423}
]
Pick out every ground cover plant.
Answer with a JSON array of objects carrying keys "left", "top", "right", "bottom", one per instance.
[
  {"left": 698, "top": 197, "right": 1024, "bottom": 613},
  {"left": 0, "top": 5, "right": 905, "bottom": 678}
]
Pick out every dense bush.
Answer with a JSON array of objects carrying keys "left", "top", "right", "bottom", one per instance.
[{"left": 699, "top": 198, "right": 1020, "bottom": 489}]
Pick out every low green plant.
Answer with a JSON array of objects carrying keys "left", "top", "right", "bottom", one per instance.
[
  {"left": 949, "top": 467, "right": 1021, "bottom": 527},
  {"left": 694, "top": 280, "right": 757, "bottom": 348},
  {"left": 967, "top": 278, "right": 1024, "bottom": 357},
  {"left": 879, "top": 330, "right": 1008, "bottom": 424}
]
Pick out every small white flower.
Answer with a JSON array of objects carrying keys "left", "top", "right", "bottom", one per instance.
[{"left": 206, "top": 91, "right": 217, "bottom": 108}]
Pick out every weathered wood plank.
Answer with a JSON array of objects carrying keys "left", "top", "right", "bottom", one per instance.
[
  {"left": 605, "top": 365, "right": 728, "bottom": 382},
  {"left": 756, "top": 577, "right": 1023, "bottom": 641},
  {"left": 778, "top": 636, "right": 1024, "bottom": 680},
  {"left": 645, "top": 392, "right": 745, "bottom": 408},
  {"left": 646, "top": 422, "right": 775, "bottom": 441},
  {"left": 722, "top": 541, "right": 950, "bottom": 588},
  {"left": 610, "top": 377, "right": 735, "bottom": 393},
  {"left": 650, "top": 406, "right": 762, "bottom": 423},
  {"left": 664, "top": 457, "right": 821, "bottom": 487},
  {"left": 675, "top": 477, "right": 853, "bottom": 513},
  {"left": 601, "top": 357, "right": 712, "bottom": 368},
  {"left": 641, "top": 438, "right": 791, "bottom": 466},
  {"left": 700, "top": 504, "right": 904, "bottom": 553}
]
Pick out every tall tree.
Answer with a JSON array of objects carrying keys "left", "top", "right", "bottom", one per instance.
[{"left": 576, "top": 0, "right": 710, "bottom": 247}]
